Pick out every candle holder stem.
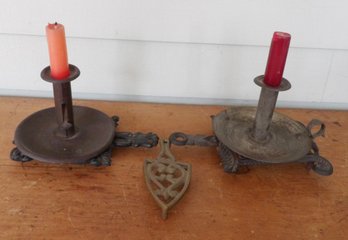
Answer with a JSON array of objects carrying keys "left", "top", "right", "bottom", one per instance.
[
  {"left": 252, "top": 87, "right": 278, "bottom": 142},
  {"left": 53, "top": 82, "right": 75, "bottom": 137},
  {"left": 251, "top": 75, "right": 291, "bottom": 142}
]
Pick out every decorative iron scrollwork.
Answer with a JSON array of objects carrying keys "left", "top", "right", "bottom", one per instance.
[
  {"left": 10, "top": 147, "right": 33, "bottom": 162},
  {"left": 169, "top": 132, "right": 218, "bottom": 147},
  {"left": 89, "top": 148, "right": 113, "bottom": 166},
  {"left": 113, "top": 132, "right": 159, "bottom": 148}
]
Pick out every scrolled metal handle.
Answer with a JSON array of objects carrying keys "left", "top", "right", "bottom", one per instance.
[
  {"left": 169, "top": 132, "right": 189, "bottom": 146},
  {"left": 169, "top": 132, "right": 218, "bottom": 147},
  {"left": 307, "top": 119, "right": 325, "bottom": 139}
]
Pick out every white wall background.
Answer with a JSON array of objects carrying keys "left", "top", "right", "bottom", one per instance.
[{"left": 0, "top": 0, "right": 348, "bottom": 109}]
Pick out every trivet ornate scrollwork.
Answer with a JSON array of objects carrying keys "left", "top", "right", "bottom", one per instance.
[{"left": 144, "top": 140, "right": 191, "bottom": 219}]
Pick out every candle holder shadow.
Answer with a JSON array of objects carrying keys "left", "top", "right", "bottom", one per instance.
[
  {"left": 10, "top": 65, "right": 159, "bottom": 166},
  {"left": 169, "top": 75, "right": 333, "bottom": 176}
]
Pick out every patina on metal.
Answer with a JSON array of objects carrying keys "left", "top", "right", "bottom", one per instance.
[
  {"left": 144, "top": 140, "right": 191, "bottom": 220},
  {"left": 169, "top": 75, "right": 333, "bottom": 176},
  {"left": 114, "top": 132, "right": 159, "bottom": 148},
  {"left": 43, "top": 64, "right": 79, "bottom": 138},
  {"left": 252, "top": 75, "right": 291, "bottom": 142},
  {"left": 13, "top": 106, "right": 115, "bottom": 164},
  {"left": 11, "top": 65, "right": 159, "bottom": 165},
  {"left": 213, "top": 107, "right": 313, "bottom": 163},
  {"left": 169, "top": 132, "right": 218, "bottom": 147}
]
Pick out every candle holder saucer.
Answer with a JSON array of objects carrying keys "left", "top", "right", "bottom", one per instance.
[{"left": 10, "top": 65, "right": 158, "bottom": 166}]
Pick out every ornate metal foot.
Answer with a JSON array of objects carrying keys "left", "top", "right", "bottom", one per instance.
[
  {"left": 298, "top": 142, "right": 333, "bottom": 176},
  {"left": 217, "top": 142, "right": 265, "bottom": 173},
  {"left": 89, "top": 148, "right": 113, "bottom": 166},
  {"left": 217, "top": 142, "right": 239, "bottom": 173},
  {"left": 10, "top": 147, "right": 33, "bottom": 162},
  {"left": 144, "top": 140, "right": 191, "bottom": 220}
]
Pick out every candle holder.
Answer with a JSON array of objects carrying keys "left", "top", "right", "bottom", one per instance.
[
  {"left": 169, "top": 75, "right": 333, "bottom": 176},
  {"left": 10, "top": 65, "right": 158, "bottom": 165}
]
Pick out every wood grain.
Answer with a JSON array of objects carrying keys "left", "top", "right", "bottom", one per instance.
[{"left": 0, "top": 96, "right": 347, "bottom": 240}]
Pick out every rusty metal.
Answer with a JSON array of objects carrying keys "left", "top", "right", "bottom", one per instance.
[
  {"left": 144, "top": 140, "right": 191, "bottom": 219},
  {"left": 169, "top": 75, "right": 333, "bottom": 176},
  {"left": 11, "top": 65, "right": 159, "bottom": 165}
]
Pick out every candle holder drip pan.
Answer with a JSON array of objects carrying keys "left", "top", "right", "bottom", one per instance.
[{"left": 214, "top": 107, "right": 313, "bottom": 163}]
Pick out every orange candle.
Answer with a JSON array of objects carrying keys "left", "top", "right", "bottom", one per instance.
[{"left": 45, "top": 23, "right": 70, "bottom": 79}]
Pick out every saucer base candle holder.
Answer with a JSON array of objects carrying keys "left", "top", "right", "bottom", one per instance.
[
  {"left": 169, "top": 75, "right": 333, "bottom": 176},
  {"left": 169, "top": 32, "right": 333, "bottom": 176},
  {"left": 10, "top": 65, "right": 159, "bottom": 166},
  {"left": 11, "top": 22, "right": 158, "bottom": 165}
]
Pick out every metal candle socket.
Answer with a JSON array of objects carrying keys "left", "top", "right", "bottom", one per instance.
[{"left": 170, "top": 75, "right": 333, "bottom": 176}]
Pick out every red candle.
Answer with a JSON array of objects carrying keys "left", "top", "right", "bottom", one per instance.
[
  {"left": 264, "top": 32, "right": 291, "bottom": 87},
  {"left": 45, "top": 23, "right": 70, "bottom": 79}
]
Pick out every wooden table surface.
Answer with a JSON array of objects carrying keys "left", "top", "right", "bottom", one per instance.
[{"left": 0, "top": 96, "right": 347, "bottom": 240}]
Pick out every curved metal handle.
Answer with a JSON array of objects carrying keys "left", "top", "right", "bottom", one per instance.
[
  {"left": 169, "top": 132, "right": 218, "bottom": 147},
  {"left": 307, "top": 119, "right": 325, "bottom": 139}
]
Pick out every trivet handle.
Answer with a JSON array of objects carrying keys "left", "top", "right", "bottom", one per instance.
[{"left": 169, "top": 132, "right": 218, "bottom": 147}]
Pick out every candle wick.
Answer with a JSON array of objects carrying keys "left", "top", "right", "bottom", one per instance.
[{"left": 54, "top": 22, "right": 58, "bottom": 25}]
